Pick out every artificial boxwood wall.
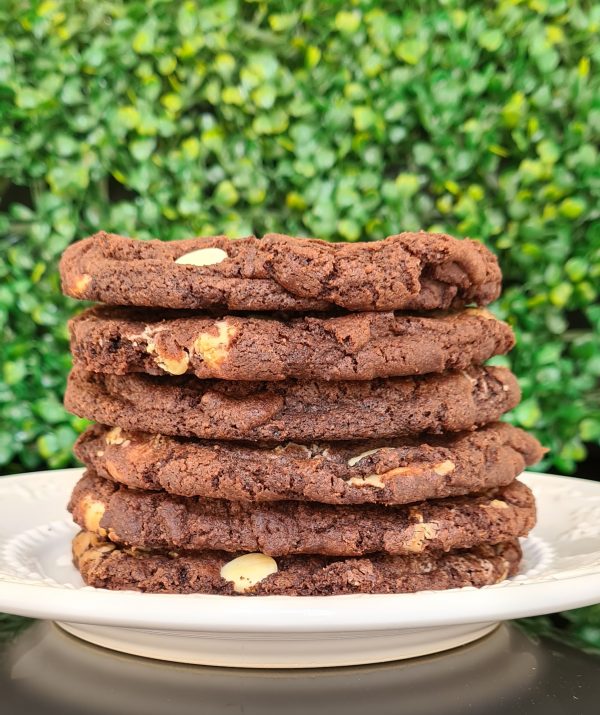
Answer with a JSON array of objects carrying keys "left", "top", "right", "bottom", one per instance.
[{"left": 1, "top": 0, "right": 599, "bottom": 476}]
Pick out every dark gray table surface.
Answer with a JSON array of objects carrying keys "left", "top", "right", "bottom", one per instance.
[{"left": 0, "top": 621, "right": 597, "bottom": 714}]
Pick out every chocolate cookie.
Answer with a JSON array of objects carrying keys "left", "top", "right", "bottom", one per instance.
[
  {"left": 70, "top": 472, "right": 536, "bottom": 557},
  {"left": 60, "top": 231, "right": 501, "bottom": 312},
  {"left": 75, "top": 422, "right": 544, "bottom": 505},
  {"left": 73, "top": 531, "right": 521, "bottom": 595},
  {"left": 65, "top": 366, "right": 520, "bottom": 442},
  {"left": 69, "top": 306, "right": 514, "bottom": 381}
]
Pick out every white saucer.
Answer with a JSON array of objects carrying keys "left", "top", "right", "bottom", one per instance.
[{"left": 0, "top": 468, "right": 599, "bottom": 668}]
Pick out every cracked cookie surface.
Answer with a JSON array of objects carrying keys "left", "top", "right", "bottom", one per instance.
[
  {"left": 65, "top": 365, "right": 520, "bottom": 442},
  {"left": 74, "top": 422, "right": 544, "bottom": 504},
  {"left": 70, "top": 472, "right": 536, "bottom": 557},
  {"left": 73, "top": 532, "right": 522, "bottom": 595},
  {"left": 60, "top": 231, "right": 502, "bottom": 312},
  {"left": 69, "top": 306, "right": 514, "bottom": 381}
]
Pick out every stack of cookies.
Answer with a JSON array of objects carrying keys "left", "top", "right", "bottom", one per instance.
[{"left": 60, "top": 231, "right": 544, "bottom": 596}]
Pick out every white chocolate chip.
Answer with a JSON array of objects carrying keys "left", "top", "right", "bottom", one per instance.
[
  {"left": 489, "top": 499, "right": 509, "bottom": 509},
  {"left": 461, "top": 370, "right": 478, "bottom": 386},
  {"left": 220, "top": 553, "right": 278, "bottom": 593},
  {"left": 347, "top": 448, "right": 381, "bottom": 467},
  {"left": 433, "top": 460, "right": 455, "bottom": 476},
  {"left": 409, "top": 506, "right": 424, "bottom": 523},
  {"left": 379, "top": 465, "right": 417, "bottom": 477},
  {"left": 155, "top": 350, "right": 190, "bottom": 375},
  {"left": 193, "top": 320, "right": 237, "bottom": 369},
  {"left": 83, "top": 497, "right": 106, "bottom": 535},
  {"left": 273, "top": 442, "right": 313, "bottom": 457},
  {"left": 175, "top": 247, "right": 228, "bottom": 266},
  {"left": 348, "top": 474, "right": 386, "bottom": 489},
  {"left": 496, "top": 560, "right": 511, "bottom": 582},
  {"left": 105, "top": 427, "right": 126, "bottom": 446},
  {"left": 124, "top": 545, "right": 152, "bottom": 556},
  {"left": 141, "top": 326, "right": 191, "bottom": 376},
  {"left": 72, "top": 531, "right": 93, "bottom": 560},
  {"left": 107, "top": 527, "right": 120, "bottom": 541},
  {"left": 71, "top": 273, "right": 92, "bottom": 297},
  {"left": 465, "top": 308, "right": 497, "bottom": 320},
  {"left": 404, "top": 522, "right": 439, "bottom": 553},
  {"left": 96, "top": 543, "right": 116, "bottom": 554}
]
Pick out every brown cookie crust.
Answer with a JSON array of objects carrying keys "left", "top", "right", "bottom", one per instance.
[
  {"left": 73, "top": 532, "right": 521, "bottom": 595},
  {"left": 68, "top": 306, "right": 515, "bottom": 381},
  {"left": 74, "top": 422, "right": 544, "bottom": 505},
  {"left": 64, "top": 366, "right": 520, "bottom": 442},
  {"left": 60, "top": 231, "right": 501, "bottom": 312},
  {"left": 70, "top": 472, "right": 536, "bottom": 557}
]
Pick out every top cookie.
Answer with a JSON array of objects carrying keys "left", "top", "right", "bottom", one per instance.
[{"left": 60, "top": 231, "right": 502, "bottom": 312}]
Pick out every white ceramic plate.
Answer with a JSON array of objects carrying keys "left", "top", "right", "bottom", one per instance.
[{"left": 0, "top": 468, "right": 599, "bottom": 668}]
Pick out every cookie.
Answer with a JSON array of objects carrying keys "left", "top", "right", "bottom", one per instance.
[
  {"left": 73, "top": 531, "right": 521, "bottom": 595},
  {"left": 64, "top": 366, "right": 520, "bottom": 442},
  {"left": 70, "top": 472, "right": 536, "bottom": 557},
  {"left": 60, "top": 231, "right": 501, "bottom": 312},
  {"left": 68, "top": 306, "right": 514, "bottom": 381},
  {"left": 75, "top": 422, "right": 544, "bottom": 505}
]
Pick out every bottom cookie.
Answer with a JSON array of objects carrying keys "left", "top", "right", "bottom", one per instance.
[{"left": 73, "top": 531, "right": 521, "bottom": 596}]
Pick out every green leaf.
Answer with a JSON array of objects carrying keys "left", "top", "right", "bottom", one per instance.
[
  {"left": 559, "top": 197, "right": 587, "bottom": 219},
  {"left": 46, "top": 164, "right": 89, "bottom": 196},
  {"left": 33, "top": 397, "right": 68, "bottom": 424},
  {"left": 352, "top": 106, "right": 376, "bottom": 131},
  {"left": 132, "top": 22, "right": 157, "bottom": 54},
  {"left": 221, "top": 86, "right": 244, "bottom": 105},
  {"left": 15, "top": 87, "right": 45, "bottom": 109},
  {"left": 130, "top": 138, "right": 156, "bottom": 162},
  {"left": 549, "top": 282, "right": 573, "bottom": 308},
  {"left": 3, "top": 360, "right": 27, "bottom": 385},
  {"left": 337, "top": 218, "right": 361, "bottom": 241},
  {"left": 334, "top": 11, "right": 361, "bottom": 34},
  {"left": 395, "top": 173, "right": 420, "bottom": 198},
  {"left": 214, "top": 180, "right": 239, "bottom": 207},
  {"left": 512, "top": 399, "right": 543, "bottom": 429},
  {"left": 580, "top": 419, "right": 600, "bottom": 442},
  {"left": 269, "top": 13, "right": 299, "bottom": 32},
  {"left": 478, "top": 30, "right": 503, "bottom": 52},
  {"left": 252, "top": 84, "right": 276, "bottom": 109},
  {"left": 0, "top": 433, "right": 15, "bottom": 466},
  {"left": 396, "top": 39, "right": 427, "bottom": 65}
]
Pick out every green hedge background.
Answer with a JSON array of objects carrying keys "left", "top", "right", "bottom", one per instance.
[{"left": 0, "top": 0, "right": 599, "bottom": 650}]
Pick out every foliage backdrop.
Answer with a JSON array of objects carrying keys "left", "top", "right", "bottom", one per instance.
[{"left": 0, "top": 0, "right": 598, "bottom": 647}]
